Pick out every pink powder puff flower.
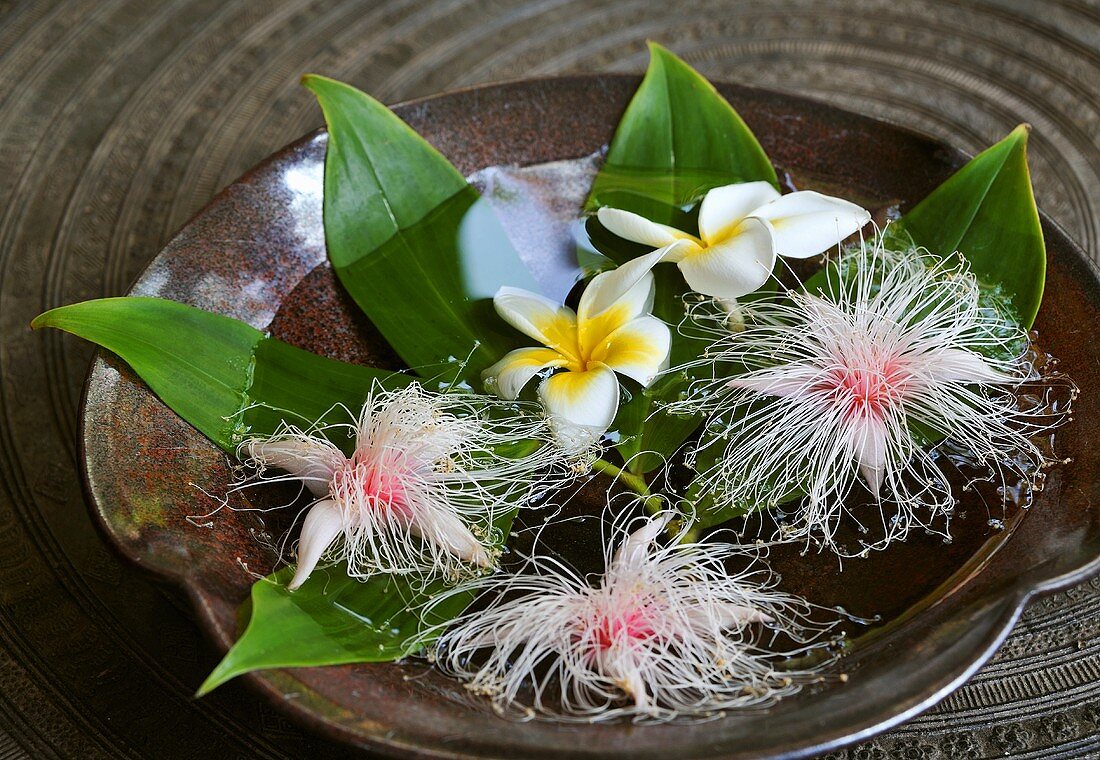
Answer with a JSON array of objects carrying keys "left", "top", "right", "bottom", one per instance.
[
  {"left": 429, "top": 512, "right": 831, "bottom": 722},
  {"left": 669, "top": 241, "right": 1074, "bottom": 553},
  {"left": 241, "top": 383, "right": 582, "bottom": 589}
]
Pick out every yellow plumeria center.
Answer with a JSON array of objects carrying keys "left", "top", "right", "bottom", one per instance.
[
  {"left": 543, "top": 301, "right": 636, "bottom": 373},
  {"left": 699, "top": 218, "right": 752, "bottom": 251}
]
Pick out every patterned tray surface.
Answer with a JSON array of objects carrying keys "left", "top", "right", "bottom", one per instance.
[{"left": 1, "top": 1, "right": 1097, "bottom": 758}]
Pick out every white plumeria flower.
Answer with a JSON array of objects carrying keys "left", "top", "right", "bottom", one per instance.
[
  {"left": 597, "top": 181, "right": 870, "bottom": 300},
  {"left": 430, "top": 512, "right": 831, "bottom": 722},
  {"left": 483, "top": 257, "right": 671, "bottom": 448},
  {"left": 241, "top": 383, "right": 577, "bottom": 589},
  {"left": 669, "top": 241, "right": 1074, "bottom": 553}
]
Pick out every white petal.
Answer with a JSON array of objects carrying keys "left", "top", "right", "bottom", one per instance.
[
  {"left": 714, "top": 602, "right": 774, "bottom": 626},
  {"left": 685, "top": 601, "right": 774, "bottom": 629},
  {"left": 289, "top": 499, "right": 344, "bottom": 590},
  {"left": 578, "top": 253, "right": 660, "bottom": 324},
  {"left": 611, "top": 514, "right": 669, "bottom": 574},
  {"left": 698, "top": 181, "right": 780, "bottom": 245},
  {"left": 537, "top": 366, "right": 619, "bottom": 434},
  {"left": 726, "top": 365, "right": 822, "bottom": 398},
  {"left": 932, "top": 348, "right": 1011, "bottom": 384},
  {"left": 677, "top": 217, "right": 776, "bottom": 299},
  {"left": 597, "top": 207, "right": 697, "bottom": 248},
  {"left": 410, "top": 507, "right": 492, "bottom": 568},
  {"left": 595, "top": 315, "right": 671, "bottom": 387},
  {"left": 245, "top": 438, "right": 344, "bottom": 497},
  {"left": 482, "top": 347, "right": 568, "bottom": 400},
  {"left": 621, "top": 667, "right": 651, "bottom": 711},
  {"left": 493, "top": 286, "right": 577, "bottom": 349},
  {"left": 850, "top": 414, "right": 889, "bottom": 496},
  {"left": 577, "top": 241, "right": 698, "bottom": 327},
  {"left": 749, "top": 191, "right": 870, "bottom": 259}
]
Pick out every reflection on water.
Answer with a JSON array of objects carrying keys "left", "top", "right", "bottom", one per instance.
[
  {"left": 468, "top": 154, "right": 601, "bottom": 302},
  {"left": 338, "top": 185, "right": 540, "bottom": 382}
]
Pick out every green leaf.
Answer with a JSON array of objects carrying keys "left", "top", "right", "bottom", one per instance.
[
  {"left": 894, "top": 124, "right": 1045, "bottom": 327},
  {"left": 32, "top": 296, "right": 503, "bottom": 690},
  {"left": 196, "top": 562, "right": 473, "bottom": 695},
  {"left": 304, "top": 75, "right": 539, "bottom": 387},
  {"left": 585, "top": 43, "right": 778, "bottom": 472},
  {"left": 31, "top": 297, "right": 408, "bottom": 454},
  {"left": 197, "top": 503, "right": 516, "bottom": 695},
  {"left": 587, "top": 42, "right": 777, "bottom": 213}
]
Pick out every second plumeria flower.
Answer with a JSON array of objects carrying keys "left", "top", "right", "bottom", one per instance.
[
  {"left": 483, "top": 257, "right": 671, "bottom": 448},
  {"left": 241, "top": 383, "right": 579, "bottom": 589},
  {"left": 597, "top": 181, "right": 870, "bottom": 300}
]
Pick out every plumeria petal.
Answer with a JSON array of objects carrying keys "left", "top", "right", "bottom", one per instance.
[
  {"left": 656, "top": 237, "right": 705, "bottom": 265},
  {"left": 698, "top": 181, "right": 780, "bottom": 245},
  {"left": 749, "top": 191, "right": 870, "bottom": 259},
  {"left": 244, "top": 438, "right": 344, "bottom": 497},
  {"left": 578, "top": 252, "right": 662, "bottom": 323},
  {"left": 493, "top": 286, "right": 578, "bottom": 354},
  {"left": 577, "top": 243, "right": 693, "bottom": 331},
  {"left": 289, "top": 498, "right": 344, "bottom": 590},
  {"left": 593, "top": 315, "right": 671, "bottom": 387},
  {"left": 677, "top": 217, "right": 776, "bottom": 299},
  {"left": 483, "top": 347, "right": 568, "bottom": 399},
  {"left": 538, "top": 365, "right": 620, "bottom": 433},
  {"left": 597, "top": 207, "right": 699, "bottom": 248}
]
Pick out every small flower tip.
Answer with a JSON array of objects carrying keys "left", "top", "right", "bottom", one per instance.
[{"left": 287, "top": 499, "right": 343, "bottom": 591}]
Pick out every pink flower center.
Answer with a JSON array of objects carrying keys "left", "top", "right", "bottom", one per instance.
[
  {"left": 331, "top": 453, "right": 412, "bottom": 519},
  {"left": 819, "top": 355, "right": 910, "bottom": 420},
  {"left": 577, "top": 608, "right": 654, "bottom": 652}
]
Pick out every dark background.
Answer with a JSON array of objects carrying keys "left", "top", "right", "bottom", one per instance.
[{"left": 1, "top": 1, "right": 1098, "bottom": 757}]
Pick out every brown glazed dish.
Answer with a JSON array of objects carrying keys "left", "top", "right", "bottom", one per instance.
[{"left": 79, "top": 76, "right": 1100, "bottom": 758}]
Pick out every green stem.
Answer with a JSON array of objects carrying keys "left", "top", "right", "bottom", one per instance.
[
  {"left": 592, "top": 458, "right": 649, "bottom": 495},
  {"left": 592, "top": 457, "right": 665, "bottom": 517}
]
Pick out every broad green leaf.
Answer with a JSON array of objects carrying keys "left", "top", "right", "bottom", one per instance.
[
  {"left": 196, "top": 562, "right": 474, "bottom": 695},
  {"left": 894, "top": 125, "right": 1045, "bottom": 327},
  {"left": 587, "top": 42, "right": 777, "bottom": 213},
  {"left": 585, "top": 43, "right": 778, "bottom": 472},
  {"left": 198, "top": 503, "right": 517, "bottom": 695},
  {"left": 304, "top": 75, "right": 539, "bottom": 387},
  {"left": 32, "top": 297, "right": 408, "bottom": 455},
  {"left": 34, "top": 296, "right": 501, "bottom": 689}
]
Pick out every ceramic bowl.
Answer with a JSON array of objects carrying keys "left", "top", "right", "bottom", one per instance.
[{"left": 80, "top": 75, "right": 1100, "bottom": 759}]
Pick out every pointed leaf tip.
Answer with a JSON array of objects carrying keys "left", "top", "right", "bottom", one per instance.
[
  {"left": 195, "top": 661, "right": 238, "bottom": 697},
  {"left": 896, "top": 127, "right": 1045, "bottom": 327},
  {"left": 645, "top": 39, "right": 670, "bottom": 56},
  {"left": 584, "top": 40, "right": 778, "bottom": 471},
  {"left": 307, "top": 74, "right": 537, "bottom": 386}
]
